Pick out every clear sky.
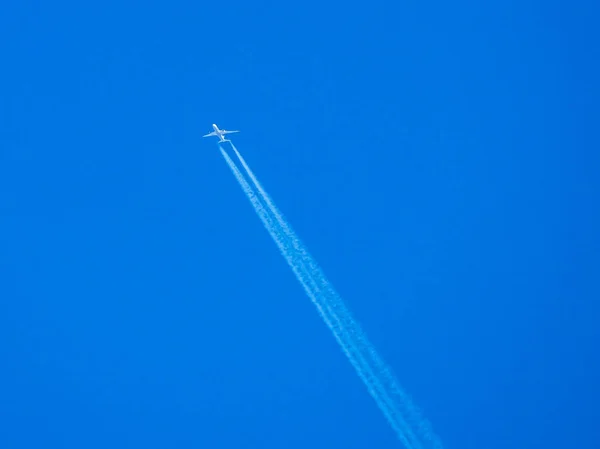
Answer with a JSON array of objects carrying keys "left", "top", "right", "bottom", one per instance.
[{"left": 1, "top": 1, "right": 599, "bottom": 448}]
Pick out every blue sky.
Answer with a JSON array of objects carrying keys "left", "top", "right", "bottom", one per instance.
[{"left": 1, "top": 1, "right": 599, "bottom": 448}]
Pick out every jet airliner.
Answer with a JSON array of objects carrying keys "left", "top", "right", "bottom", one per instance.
[{"left": 203, "top": 124, "right": 239, "bottom": 142}]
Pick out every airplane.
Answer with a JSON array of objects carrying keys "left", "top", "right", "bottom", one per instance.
[{"left": 202, "top": 124, "right": 239, "bottom": 142}]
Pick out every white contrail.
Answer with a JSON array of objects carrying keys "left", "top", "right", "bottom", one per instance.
[
  {"left": 228, "top": 142, "right": 442, "bottom": 448},
  {"left": 219, "top": 143, "right": 442, "bottom": 449},
  {"left": 219, "top": 146, "right": 415, "bottom": 446},
  {"left": 227, "top": 142, "right": 426, "bottom": 446}
]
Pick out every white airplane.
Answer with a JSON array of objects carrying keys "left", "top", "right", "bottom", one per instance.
[{"left": 202, "top": 124, "right": 239, "bottom": 142}]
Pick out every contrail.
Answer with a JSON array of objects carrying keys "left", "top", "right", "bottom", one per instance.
[
  {"left": 227, "top": 142, "right": 428, "bottom": 447},
  {"left": 228, "top": 142, "right": 442, "bottom": 448},
  {"left": 219, "top": 143, "right": 442, "bottom": 449},
  {"left": 218, "top": 146, "right": 415, "bottom": 445}
]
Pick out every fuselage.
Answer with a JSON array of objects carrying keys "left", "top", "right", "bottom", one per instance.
[{"left": 212, "top": 124, "right": 226, "bottom": 141}]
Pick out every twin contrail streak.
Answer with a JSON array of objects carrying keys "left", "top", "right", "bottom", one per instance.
[{"left": 219, "top": 142, "right": 442, "bottom": 449}]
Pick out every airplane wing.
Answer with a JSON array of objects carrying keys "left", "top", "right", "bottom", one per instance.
[
  {"left": 203, "top": 132, "right": 217, "bottom": 137},
  {"left": 222, "top": 130, "right": 240, "bottom": 135}
]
